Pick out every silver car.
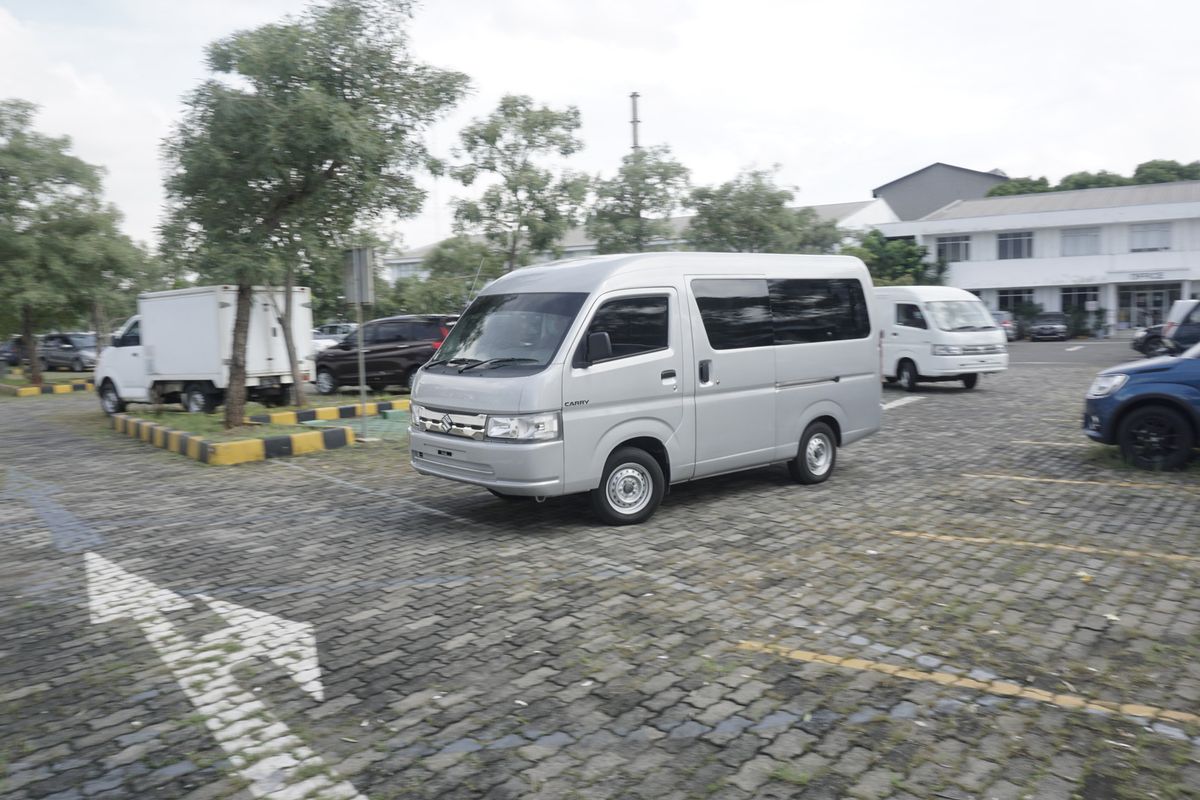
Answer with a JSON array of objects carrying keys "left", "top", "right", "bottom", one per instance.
[{"left": 41, "top": 333, "right": 97, "bottom": 372}]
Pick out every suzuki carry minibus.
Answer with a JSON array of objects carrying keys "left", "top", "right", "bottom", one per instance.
[{"left": 410, "top": 253, "right": 882, "bottom": 525}]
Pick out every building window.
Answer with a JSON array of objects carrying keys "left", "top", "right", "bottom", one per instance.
[
  {"left": 1061, "top": 286, "right": 1099, "bottom": 311},
  {"left": 936, "top": 235, "right": 970, "bottom": 263},
  {"left": 1130, "top": 222, "right": 1170, "bottom": 252},
  {"left": 997, "top": 289, "right": 1034, "bottom": 311},
  {"left": 1061, "top": 227, "right": 1100, "bottom": 257},
  {"left": 997, "top": 232, "right": 1034, "bottom": 260}
]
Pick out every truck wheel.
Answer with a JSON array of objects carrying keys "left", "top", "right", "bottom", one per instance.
[
  {"left": 315, "top": 369, "right": 337, "bottom": 395},
  {"left": 99, "top": 380, "right": 126, "bottom": 415},
  {"left": 590, "top": 447, "right": 665, "bottom": 526},
  {"left": 961, "top": 373, "right": 979, "bottom": 390},
  {"left": 897, "top": 360, "right": 919, "bottom": 392},
  {"left": 183, "top": 383, "right": 216, "bottom": 414},
  {"left": 1118, "top": 405, "right": 1194, "bottom": 470},
  {"left": 788, "top": 421, "right": 837, "bottom": 485}
]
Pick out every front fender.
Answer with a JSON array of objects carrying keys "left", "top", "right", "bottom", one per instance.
[
  {"left": 1113, "top": 383, "right": 1200, "bottom": 435},
  {"left": 566, "top": 416, "right": 683, "bottom": 495}
]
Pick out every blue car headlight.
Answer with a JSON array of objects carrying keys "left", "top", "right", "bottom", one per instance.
[{"left": 1086, "top": 374, "right": 1128, "bottom": 398}]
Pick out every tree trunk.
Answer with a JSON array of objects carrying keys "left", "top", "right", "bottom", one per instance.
[
  {"left": 223, "top": 283, "right": 253, "bottom": 429},
  {"left": 22, "top": 304, "right": 41, "bottom": 385},
  {"left": 271, "top": 266, "right": 306, "bottom": 409},
  {"left": 91, "top": 299, "right": 110, "bottom": 354}
]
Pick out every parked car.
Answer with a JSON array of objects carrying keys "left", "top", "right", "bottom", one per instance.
[
  {"left": 1131, "top": 324, "right": 1168, "bottom": 356},
  {"left": 315, "top": 314, "right": 457, "bottom": 395},
  {"left": 876, "top": 285, "right": 1008, "bottom": 391},
  {"left": 1, "top": 336, "right": 24, "bottom": 366},
  {"left": 41, "top": 333, "right": 97, "bottom": 372},
  {"left": 990, "top": 309, "right": 1018, "bottom": 341},
  {"left": 1163, "top": 299, "right": 1200, "bottom": 352},
  {"left": 1029, "top": 312, "right": 1070, "bottom": 341},
  {"left": 1084, "top": 340, "right": 1200, "bottom": 469},
  {"left": 312, "top": 329, "right": 343, "bottom": 352}
]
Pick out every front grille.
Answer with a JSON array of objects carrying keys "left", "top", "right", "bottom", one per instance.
[
  {"left": 961, "top": 344, "right": 1005, "bottom": 355},
  {"left": 413, "top": 407, "right": 487, "bottom": 440}
]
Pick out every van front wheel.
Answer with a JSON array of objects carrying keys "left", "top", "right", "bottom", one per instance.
[
  {"left": 590, "top": 447, "right": 665, "bottom": 526},
  {"left": 961, "top": 373, "right": 979, "bottom": 390},
  {"left": 897, "top": 360, "right": 918, "bottom": 392},
  {"left": 789, "top": 421, "right": 837, "bottom": 485}
]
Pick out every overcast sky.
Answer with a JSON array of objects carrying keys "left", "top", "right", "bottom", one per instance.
[{"left": 4, "top": 0, "right": 1200, "bottom": 253}]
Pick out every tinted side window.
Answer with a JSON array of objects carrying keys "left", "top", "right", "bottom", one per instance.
[
  {"left": 769, "top": 279, "right": 871, "bottom": 343},
  {"left": 122, "top": 322, "right": 141, "bottom": 347},
  {"left": 360, "top": 324, "right": 380, "bottom": 345},
  {"left": 585, "top": 296, "right": 669, "bottom": 361},
  {"left": 409, "top": 322, "right": 443, "bottom": 341},
  {"left": 692, "top": 279, "right": 773, "bottom": 350},
  {"left": 896, "top": 303, "right": 926, "bottom": 329}
]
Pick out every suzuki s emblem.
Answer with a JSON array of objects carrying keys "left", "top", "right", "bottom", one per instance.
[{"left": 439, "top": 414, "right": 453, "bottom": 433}]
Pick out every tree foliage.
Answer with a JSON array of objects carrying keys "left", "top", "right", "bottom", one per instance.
[
  {"left": 450, "top": 95, "right": 589, "bottom": 271},
  {"left": 0, "top": 99, "right": 150, "bottom": 382},
  {"left": 685, "top": 168, "right": 841, "bottom": 254},
  {"left": 988, "top": 159, "right": 1200, "bottom": 196},
  {"left": 162, "top": 0, "right": 468, "bottom": 425},
  {"left": 587, "top": 145, "right": 690, "bottom": 254},
  {"left": 842, "top": 230, "right": 945, "bottom": 286}
]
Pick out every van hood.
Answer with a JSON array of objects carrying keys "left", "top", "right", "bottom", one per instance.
[{"left": 412, "top": 366, "right": 561, "bottom": 414}]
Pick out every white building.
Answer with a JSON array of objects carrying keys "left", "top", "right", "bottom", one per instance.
[{"left": 876, "top": 181, "right": 1200, "bottom": 330}]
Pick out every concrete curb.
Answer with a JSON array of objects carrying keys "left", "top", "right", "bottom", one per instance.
[
  {"left": 246, "top": 398, "right": 409, "bottom": 425},
  {"left": 110, "top": 414, "right": 356, "bottom": 466},
  {"left": 0, "top": 381, "right": 93, "bottom": 397}
]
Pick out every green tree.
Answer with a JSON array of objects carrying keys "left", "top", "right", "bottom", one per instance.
[
  {"left": 842, "top": 230, "right": 945, "bottom": 285},
  {"left": 162, "top": 0, "right": 468, "bottom": 426},
  {"left": 1132, "top": 159, "right": 1200, "bottom": 183},
  {"left": 1055, "top": 170, "right": 1130, "bottom": 191},
  {"left": 685, "top": 168, "right": 842, "bottom": 253},
  {"left": 389, "top": 275, "right": 472, "bottom": 315},
  {"left": 0, "top": 99, "right": 116, "bottom": 384},
  {"left": 986, "top": 176, "right": 1051, "bottom": 196},
  {"left": 587, "top": 145, "right": 690, "bottom": 254},
  {"left": 450, "top": 95, "right": 589, "bottom": 272}
]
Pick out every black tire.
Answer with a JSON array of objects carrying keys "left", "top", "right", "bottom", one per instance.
[
  {"left": 488, "top": 489, "right": 532, "bottom": 503},
  {"left": 99, "top": 380, "right": 126, "bottom": 415},
  {"left": 367, "top": 382, "right": 387, "bottom": 393},
  {"left": 315, "top": 369, "right": 337, "bottom": 395},
  {"left": 39, "top": 357, "right": 50, "bottom": 372},
  {"left": 1118, "top": 405, "right": 1195, "bottom": 470},
  {"left": 788, "top": 421, "right": 837, "bottom": 485},
  {"left": 72, "top": 358, "right": 84, "bottom": 372},
  {"left": 897, "top": 360, "right": 919, "bottom": 392},
  {"left": 589, "top": 447, "right": 665, "bottom": 526},
  {"left": 183, "top": 383, "right": 216, "bottom": 414},
  {"left": 961, "top": 373, "right": 979, "bottom": 390},
  {"left": 1143, "top": 336, "right": 1163, "bottom": 356}
]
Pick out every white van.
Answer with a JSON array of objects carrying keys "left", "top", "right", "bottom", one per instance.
[
  {"left": 875, "top": 285, "right": 1008, "bottom": 391},
  {"left": 409, "top": 252, "right": 882, "bottom": 525}
]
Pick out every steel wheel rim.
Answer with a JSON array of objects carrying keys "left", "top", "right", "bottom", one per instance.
[
  {"left": 606, "top": 463, "right": 652, "bottom": 516},
  {"left": 806, "top": 433, "right": 832, "bottom": 475},
  {"left": 317, "top": 372, "right": 334, "bottom": 393},
  {"left": 187, "top": 390, "right": 204, "bottom": 413},
  {"left": 1131, "top": 416, "right": 1180, "bottom": 461},
  {"left": 102, "top": 387, "right": 118, "bottom": 413}
]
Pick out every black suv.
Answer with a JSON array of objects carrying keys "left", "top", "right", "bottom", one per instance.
[{"left": 314, "top": 315, "right": 456, "bottom": 394}]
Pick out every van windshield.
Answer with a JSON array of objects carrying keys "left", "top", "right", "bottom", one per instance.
[
  {"left": 924, "top": 301, "right": 997, "bottom": 332},
  {"left": 425, "top": 292, "right": 588, "bottom": 373}
]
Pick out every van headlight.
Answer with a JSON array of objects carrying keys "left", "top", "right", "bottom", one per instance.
[
  {"left": 932, "top": 345, "right": 963, "bottom": 355},
  {"left": 410, "top": 403, "right": 427, "bottom": 431},
  {"left": 1086, "top": 374, "right": 1128, "bottom": 398},
  {"left": 486, "top": 412, "right": 561, "bottom": 441}
]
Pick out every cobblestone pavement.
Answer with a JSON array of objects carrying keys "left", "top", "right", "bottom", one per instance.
[{"left": 2, "top": 340, "right": 1198, "bottom": 800}]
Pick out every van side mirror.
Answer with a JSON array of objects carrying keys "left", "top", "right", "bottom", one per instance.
[{"left": 586, "top": 331, "right": 613, "bottom": 364}]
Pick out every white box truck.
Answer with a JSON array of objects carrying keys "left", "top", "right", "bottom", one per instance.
[{"left": 96, "top": 286, "right": 314, "bottom": 414}]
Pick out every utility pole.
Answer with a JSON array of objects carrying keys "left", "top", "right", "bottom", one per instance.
[{"left": 629, "top": 92, "right": 640, "bottom": 152}]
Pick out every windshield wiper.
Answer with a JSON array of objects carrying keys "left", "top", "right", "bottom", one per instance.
[
  {"left": 949, "top": 325, "right": 980, "bottom": 331},
  {"left": 428, "top": 357, "right": 480, "bottom": 368},
  {"left": 458, "top": 357, "right": 540, "bottom": 373}
]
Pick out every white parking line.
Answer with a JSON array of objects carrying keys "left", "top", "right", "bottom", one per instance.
[
  {"left": 1065, "top": 345, "right": 1083, "bottom": 351},
  {"left": 881, "top": 396, "right": 925, "bottom": 411}
]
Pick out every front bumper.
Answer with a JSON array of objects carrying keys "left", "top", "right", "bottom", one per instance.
[
  {"left": 923, "top": 353, "right": 1009, "bottom": 377},
  {"left": 410, "top": 429, "right": 566, "bottom": 496},
  {"left": 1082, "top": 396, "right": 1119, "bottom": 444},
  {"left": 1031, "top": 328, "right": 1068, "bottom": 339}
]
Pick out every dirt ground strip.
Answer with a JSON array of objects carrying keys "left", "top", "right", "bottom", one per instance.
[{"left": 1, "top": 339, "right": 1198, "bottom": 800}]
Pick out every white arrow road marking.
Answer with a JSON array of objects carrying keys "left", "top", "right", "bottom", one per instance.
[
  {"left": 882, "top": 396, "right": 925, "bottom": 411},
  {"left": 1065, "top": 345, "right": 1083, "bottom": 351},
  {"left": 85, "top": 553, "right": 365, "bottom": 800}
]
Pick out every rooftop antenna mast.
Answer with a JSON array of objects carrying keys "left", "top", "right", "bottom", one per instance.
[{"left": 630, "top": 92, "right": 640, "bottom": 152}]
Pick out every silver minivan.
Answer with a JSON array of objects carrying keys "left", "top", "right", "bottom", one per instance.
[{"left": 410, "top": 253, "right": 882, "bottom": 525}]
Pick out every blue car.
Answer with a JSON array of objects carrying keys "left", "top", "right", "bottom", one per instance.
[{"left": 1083, "top": 341, "right": 1200, "bottom": 469}]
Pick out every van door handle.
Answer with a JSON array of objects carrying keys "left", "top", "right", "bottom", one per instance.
[
  {"left": 698, "top": 360, "right": 711, "bottom": 383},
  {"left": 660, "top": 369, "right": 676, "bottom": 380}
]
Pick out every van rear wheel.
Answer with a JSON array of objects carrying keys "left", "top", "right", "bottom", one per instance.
[
  {"left": 590, "top": 447, "right": 665, "bottom": 526},
  {"left": 184, "top": 383, "right": 216, "bottom": 414},
  {"left": 789, "top": 421, "right": 837, "bottom": 485}
]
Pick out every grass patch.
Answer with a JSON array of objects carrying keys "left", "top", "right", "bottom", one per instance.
[
  {"left": 769, "top": 766, "right": 811, "bottom": 786},
  {"left": 130, "top": 409, "right": 311, "bottom": 442}
]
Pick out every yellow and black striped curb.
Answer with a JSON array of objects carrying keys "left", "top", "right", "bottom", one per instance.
[
  {"left": 111, "top": 414, "right": 355, "bottom": 466},
  {"left": 245, "top": 398, "right": 409, "bottom": 425},
  {"left": 0, "top": 380, "right": 93, "bottom": 397}
]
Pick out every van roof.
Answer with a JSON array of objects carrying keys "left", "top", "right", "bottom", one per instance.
[
  {"left": 481, "top": 252, "right": 871, "bottom": 296},
  {"left": 873, "top": 285, "right": 981, "bottom": 302}
]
